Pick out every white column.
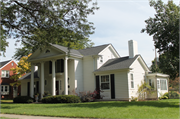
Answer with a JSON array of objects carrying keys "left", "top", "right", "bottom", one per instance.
[
  {"left": 30, "top": 64, "right": 34, "bottom": 98},
  {"left": 52, "top": 60, "right": 56, "bottom": 96},
  {"left": 64, "top": 57, "right": 68, "bottom": 95},
  {"left": 40, "top": 62, "right": 44, "bottom": 99}
]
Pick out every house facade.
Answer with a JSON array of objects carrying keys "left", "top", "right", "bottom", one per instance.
[
  {"left": 0, "top": 60, "right": 20, "bottom": 99},
  {"left": 19, "top": 40, "right": 169, "bottom": 100}
]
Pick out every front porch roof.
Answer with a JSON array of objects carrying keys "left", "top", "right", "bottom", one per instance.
[
  {"left": 147, "top": 72, "right": 169, "bottom": 78},
  {"left": 19, "top": 71, "right": 39, "bottom": 80}
]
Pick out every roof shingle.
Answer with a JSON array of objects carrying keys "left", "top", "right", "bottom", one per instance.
[
  {"left": 95, "top": 55, "right": 139, "bottom": 72},
  {"left": 78, "top": 44, "right": 110, "bottom": 56},
  {"left": 0, "top": 60, "right": 11, "bottom": 68},
  {"left": 18, "top": 71, "right": 39, "bottom": 80}
]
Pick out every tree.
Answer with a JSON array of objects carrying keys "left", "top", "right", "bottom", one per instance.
[
  {"left": 0, "top": 26, "right": 9, "bottom": 56},
  {"left": 1, "top": 0, "right": 99, "bottom": 59},
  {"left": 10, "top": 54, "right": 32, "bottom": 86},
  {"left": 150, "top": 53, "right": 179, "bottom": 80},
  {"left": 150, "top": 58, "right": 162, "bottom": 73},
  {"left": 141, "top": 0, "right": 179, "bottom": 79}
]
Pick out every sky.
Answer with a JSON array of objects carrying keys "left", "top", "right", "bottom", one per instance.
[{"left": 1, "top": 0, "right": 179, "bottom": 67}]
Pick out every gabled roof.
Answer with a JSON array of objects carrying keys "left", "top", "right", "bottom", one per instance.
[
  {"left": 95, "top": 55, "right": 140, "bottom": 72},
  {"left": 78, "top": 44, "right": 110, "bottom": 56},
  {"left": 18, "top": 71, "right": 39, "bottom": 80},
  {"left": 51, "top": 44, "right": 82, "bottom": 56},
  {"left": 0, "top": 60, "right": 12, "bottom": 68}
]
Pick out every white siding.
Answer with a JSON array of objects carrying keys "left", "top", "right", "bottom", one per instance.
[
  {"left": 83, "top": 57, "right": 95, "bottom": 92},
  {"left": 115, "top": 71, "right": 129, "bottom": 100},
  {"left": 97, "top": 47, "right": 117, "bottom": 69},
  {"left": 95, "top": 71, "right": 129, "bottom": 100},
  {"left": 74, "top": 59, "right": 83, "bottom": 94},
  {"left": 128, "top": 58, "right": 146, "bottom": 98}
]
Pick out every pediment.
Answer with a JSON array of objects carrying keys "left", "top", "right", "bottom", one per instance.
[{"left": 28, "top": 46, "right": 64, "bottom": 61}]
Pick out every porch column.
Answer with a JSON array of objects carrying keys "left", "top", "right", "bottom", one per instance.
[
  {"left": 64, "top": 56, "right": 68, "bottom": 95},
  {"left": 52, "top": 60, "right": 56, "bottom": 96},
  {"left": 30, "top": 64, "right": 34, "bottom": 98},
  {"left": 40, "top": 62, "right": 44, "bottom": 99}
]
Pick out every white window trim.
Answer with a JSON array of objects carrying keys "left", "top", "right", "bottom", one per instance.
[
  {"left": 100, "top": 74, "right": 110, "bottom": 90},
  {"left": 160, "top": 79, "right": 167, "bottom": 90},
  {"left": 1, "top": 70, "right": 10, "bottom": 78}
]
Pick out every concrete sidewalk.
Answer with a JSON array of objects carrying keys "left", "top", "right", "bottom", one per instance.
[{"left": 0, "top": 114, "right": 91, "bottom": 119}]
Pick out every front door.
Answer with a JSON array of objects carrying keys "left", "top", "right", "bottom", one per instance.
[{"left": 56, "top": 81, "right": 59, "bottom": 95}]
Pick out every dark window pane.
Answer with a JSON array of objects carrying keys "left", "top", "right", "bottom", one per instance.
[
  {"left": 49, "top": 61, "right": 52, "bottom": 74},
  {"left": 57, "top": 59, "right": 61, "bottom": 73},
  {"left": 101, "top": 83, "right": 109, "bottom": 89}
]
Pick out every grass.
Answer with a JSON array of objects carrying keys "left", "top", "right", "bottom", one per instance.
[
  {"left": 1, "top": 117, "right": 18, "bottom": 119},
  {"left": 1, "top": 99, "right": 179, "bottom": 118}
]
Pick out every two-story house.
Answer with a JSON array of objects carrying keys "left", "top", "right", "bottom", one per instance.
[
  {"left": 0, "top": 60, "right": 20, "bottom": 99},
  {"left": 19, "top": 40, "right": 169, "bottom": 100}
]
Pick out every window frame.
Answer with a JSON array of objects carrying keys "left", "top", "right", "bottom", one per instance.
[
  {"left": 130, "top": 73, "right": 134, "bottom": 88},
  {"left": 160, "top": 79, "right": 167, "bottom": 90},
  {"left": 1, "top": 70, "right": 10, "bottom": 78},
  {"left": 149, "top": 79, "right": 152, "bottom": 86},
  {"left": 100, "top": 75, "right": 110, "bottom": 90},
  {"left": 1, "top": 85, "right": 9, "bottom": 95}
]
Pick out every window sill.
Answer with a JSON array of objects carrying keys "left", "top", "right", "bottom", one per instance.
[{"left": 1, "top": 92, "right": 9, "bottom": 95}]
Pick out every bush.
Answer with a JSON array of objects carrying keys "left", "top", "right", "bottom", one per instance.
[
  {"left": 169, "top": 91, "right": 179, "bottom": 99},
  {"left": 41, "top": 95, "right": 81, "bottom": 103},
  {"left": 13, "top": 96, "right": 34, "bottom": 103},
  {"left": 163, "top": 92, "right": 169, "bottom": 98}
]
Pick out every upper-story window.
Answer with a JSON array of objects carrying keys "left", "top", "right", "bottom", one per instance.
[
  {"left": 100, "top": 56, "right": 103, "bottom": 63},
  {"left": 1, "top": 70, "right": 9, "bottom": 78},
  {"left": 11, "top": 62, "right": 14, "bottom": 66},
  {"left": 49, "top": 59, "right": 64, "bottom": 74}
]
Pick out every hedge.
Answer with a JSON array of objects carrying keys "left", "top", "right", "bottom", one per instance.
[
  {"left": 13, "top": 96, "right": 34, "bottom": 103},
  {"left": 41, "top": 95, "right": 81, "bottom": 103}
]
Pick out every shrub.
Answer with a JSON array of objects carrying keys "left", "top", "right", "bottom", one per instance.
[
  {"left": 41, "top": 95, "right": 81, "bottom": 103},
  {"left": 163, "top": 92, "right": 169, "bottom": 98},
  {"left": 13, "top": 96, "right": 34, "bottom": 103},
  {"left": 79, "top": 90, "right": 103, "bottom": 102},
  {"left": 169, "top": 91, "right": 179, "bottom": 99}
]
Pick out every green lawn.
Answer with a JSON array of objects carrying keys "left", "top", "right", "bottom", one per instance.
[{"left": 1, "top": 99, "right": 179, "bottom": 118}]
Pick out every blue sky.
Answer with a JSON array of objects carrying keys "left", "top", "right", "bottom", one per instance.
[{"left": 1, "top": 0, "right": 179, "bottom": 67}]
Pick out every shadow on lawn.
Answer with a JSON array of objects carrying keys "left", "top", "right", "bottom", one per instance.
[{"left": 43, "top": 100, "right": 179, "bottom": 109}]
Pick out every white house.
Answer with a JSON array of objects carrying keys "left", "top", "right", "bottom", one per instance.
[{"left": 19, "top": 40, "right": 169, "bottom": 100}]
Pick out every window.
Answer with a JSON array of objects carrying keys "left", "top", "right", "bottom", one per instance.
[
  {"left": 1, "top": 70, "right": 9, "bottom": 78},
  {"left": 131, "top": 74, "right": 134, "bottom": 88},
  {"left": 157, "top": 80, "right": 160, "bottom": 89},
  {"left": 11, "top": 62, "right": 14, "bottom": 66},
  {"left": 49, "top": 59, "right": 64, "bottom": 74},
  {"left": 101, "top": 75, "right": 110, "bottom": 90},
  {"left": 149, "top": 79, "right": 152, "bottom": 86},
  {"left": 160, "top": 80, "right": 167, "bottom": 90},
  {"left": 100, "top": 56, "right": 103, "bottom": 63},
  {"left": 1, "top": 85, "right": 9, "bottom": 95}
]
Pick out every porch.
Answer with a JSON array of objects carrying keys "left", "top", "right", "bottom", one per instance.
[{"left": 30, "top": 56, "right": 76, "bottom": 99}]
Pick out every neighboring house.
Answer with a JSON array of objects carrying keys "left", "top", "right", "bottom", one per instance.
[
  {"left": 0, "top": 60, "right": 20, "bottom": 99},
  {"left": 19, "top": 40, "right": 169, "bottom": 100}
]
